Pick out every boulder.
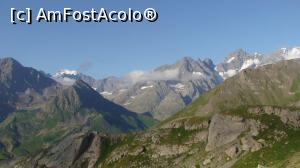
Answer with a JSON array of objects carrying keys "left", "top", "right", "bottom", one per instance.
[
  {"left": 225, "top": 144, "right": 241, "bottom": 158},
  {"left": 241, "top": 135, "right": 262, "bottom": 152}
]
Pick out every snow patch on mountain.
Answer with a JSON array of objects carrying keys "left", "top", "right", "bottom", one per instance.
[
  {"left": 100, "top": 91, "right": 113, "bottom": 96},
  {"left": 170, "top": 83, "right": 185, "bottom": 91},
  {"left": 192, "top": 71, "right": 203, "bottom": 76},
  {"left": 240, "top": 58, "right": 260, "bottom": 70},
  {"left": 124, "top": 102, "right": 131, "bottom": 106},
  {"left": 219, "top": 69, "right": 238, "bottom": 79},
  {"left": 226, "top": 57, "right": 235, "bottom": 63},
  {"left": 141, "top": 85, "right": 154, "bottom": 90}
]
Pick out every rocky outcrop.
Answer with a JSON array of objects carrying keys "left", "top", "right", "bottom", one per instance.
[
  {"left": 18, "top": 132, "right": 111, "bottom": 168},
  {"left": 248, "top": 106, "right": 300, "bottom": 127},
  {"left": 155, "top": 145, "right": 189, "bottom": 157},
  {"left": 160, "top": 117, "right": 209, "bottom": 130},
  {"left": 205, "top": 114, "right": 262, "bottom": 151},
  {"left": 225, "top": 144, "right": 241, "bottom": 159},
  {"left": 187, "top": 131, "right": 208, "bottom": 144},
  {"left": 240, "top": 135, "right": 262, "bottom": 152}
]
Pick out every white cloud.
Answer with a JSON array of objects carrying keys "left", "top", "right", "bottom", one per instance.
[
  {"left": 125, "top": 69, "right": 179, "bottom": 83},
  {"left": 53, "top": 77, "right": 76, "bottom": 86}
]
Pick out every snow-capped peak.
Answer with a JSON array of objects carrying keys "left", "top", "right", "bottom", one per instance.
[
  {"left": 52, "top": 69, "right": 80, "bottom": 86},
  {"left": 284, "top": 47, "right": 300, "bottom": 60}
]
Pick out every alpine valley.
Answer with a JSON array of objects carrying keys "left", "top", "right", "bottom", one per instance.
[{"left": 0, "top": 47, "right": 300, "bottom": 168}]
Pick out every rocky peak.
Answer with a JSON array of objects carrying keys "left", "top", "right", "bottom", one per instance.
[
  {"left": 53, "top": 69, "right": 97, "bottom": 87},
  {"left": 0, "top": 57, "right": 23, "bottom": 81},
  {"left": 54, "top": 80, "right": 102, "bottom": 112},
  {"left": 224, "top": 49, "right": 248, "bottom": 63},
  {"left": 0, "top": 57, "right": 23, "bottom": 70},
  {"left": 176, "top": 56, "right": 195, "bottom": 65},
  {"left": 203, "top": 58, "right": 214, "bottom": 69},
  {"left": 0, "top": 57, "right": 56, "bottom": 93}
]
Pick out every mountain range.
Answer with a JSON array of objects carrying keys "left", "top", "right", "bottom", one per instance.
[
  {"left": 0, "top": 46, "right": 300, "bottom": 167},
  {"left": 53, "top": 47, "right": 300, "bottom": 120}
]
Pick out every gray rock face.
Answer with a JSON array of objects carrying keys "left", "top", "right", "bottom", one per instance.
[
  {"left": 205, "top": 114, "right": 260, "bottom": 151},
  {"left": 95, "top": 76, "right": 129, "bottom": 92},
  {"left": 107, "top": 81, "right": 187, "bottom": 120}
]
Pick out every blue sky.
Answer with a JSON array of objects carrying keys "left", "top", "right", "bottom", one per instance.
[{"left": 1, "top": 0, "right": 300, "bottom": 78}]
